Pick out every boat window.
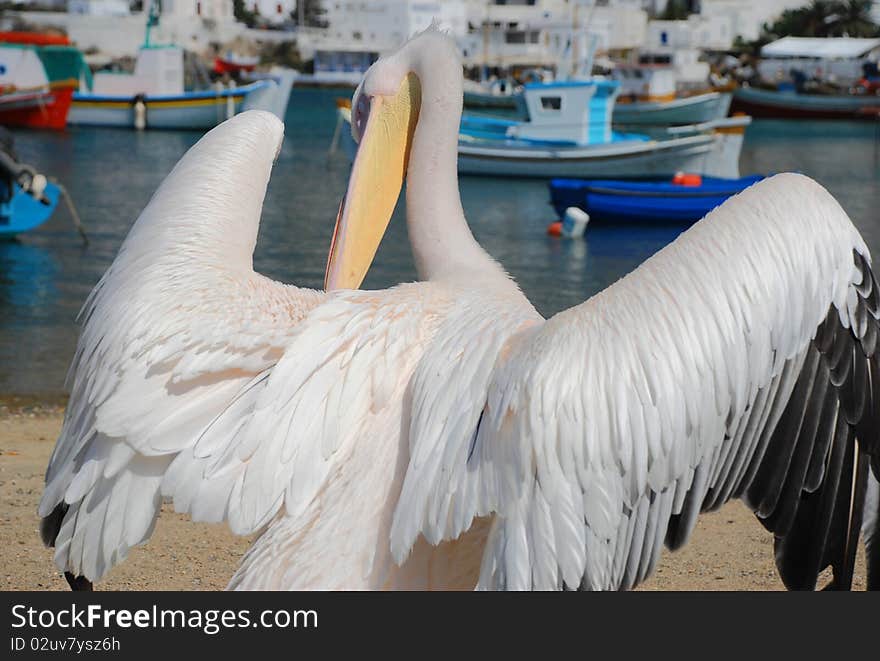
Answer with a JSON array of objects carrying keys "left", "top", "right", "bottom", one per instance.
[{"left": 540, "top": 96, "right": 562, "bottom": 110}]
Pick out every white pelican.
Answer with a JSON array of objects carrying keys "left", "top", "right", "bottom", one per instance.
[{"left": 41, "top": 29, "right": 880, "bottom": 591}]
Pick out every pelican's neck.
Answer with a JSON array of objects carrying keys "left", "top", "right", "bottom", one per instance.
[{"left": 405, "top": 52, "right": 504, "bottom": 283}]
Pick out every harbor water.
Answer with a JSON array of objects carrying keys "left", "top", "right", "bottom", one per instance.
[{"left": 1, "top": 87, "right": 879, "bottom": 394}]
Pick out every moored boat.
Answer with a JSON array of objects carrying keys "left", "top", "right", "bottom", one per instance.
[
  {"left": 731, "top": 85, "right": 880, "bottom": 120},
  {"left": 69, "top": 44, "right": 286, "bottom": 130},
  {"left": 0, "top": 181, "right": 60, "bottom": 238},
  {"left": 0, "top": 32, "right": 88, "bottom": 130},
  {"left": 337, "top": 79, "right": 751, "bottom": 179},
  {"left": 612, "top": 91, "right": 732, "bottom": 126},
  {"left": 463, "top": 78, "right": 520, "bottom": 111},
  {"left": 548, "top": 174, "right": 766, "bottom": 224},
  {"left": 0, "top": 129, "right": 60, "bottom": 238}
]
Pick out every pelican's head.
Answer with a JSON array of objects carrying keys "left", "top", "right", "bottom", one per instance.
[{"left": 324, "top": 28, "right": 462, "bottom": 290}]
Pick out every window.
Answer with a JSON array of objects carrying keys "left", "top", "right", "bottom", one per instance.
[{"left": 540, "top": 96, "right": 561, "bottom": 110}]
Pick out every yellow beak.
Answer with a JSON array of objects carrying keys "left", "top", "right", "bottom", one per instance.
[{"left": 324, "top": 73, "right": 421, "bottom": 290}]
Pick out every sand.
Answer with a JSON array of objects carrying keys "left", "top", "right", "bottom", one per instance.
[{"left": 0, "top": 401, "right": 867, "bottom": 591}]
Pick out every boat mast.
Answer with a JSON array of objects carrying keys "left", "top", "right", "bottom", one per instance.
[{"left": 144, "top": 0, "right": 161, "bottom": 48}]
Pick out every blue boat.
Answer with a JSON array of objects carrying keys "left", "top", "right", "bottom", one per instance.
[
  {"left": 548, "top": 175, "right": 766, "bottom": 224},
  {"left": 0, "top": 181, "right": 61, "bottom": 238}
]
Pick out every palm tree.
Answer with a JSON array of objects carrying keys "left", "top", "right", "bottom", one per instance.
[{"left": 830, "top": 0, "right": 879, "bottom": 37}]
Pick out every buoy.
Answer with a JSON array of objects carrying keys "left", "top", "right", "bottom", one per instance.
[
  {"left": 547, "top": 221, "right": 562, "bottom": 236},
  {"left": 133, "top": 97, "right": 146, "bottom": 130},
  {"left": 562, "top": 206, "right": 589, "bottom": 238},
  {"left": 672, "top": 171, "right": 702, "bottom": 187}
]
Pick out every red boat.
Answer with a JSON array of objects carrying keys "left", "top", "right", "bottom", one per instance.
[
  {"left": 0, "top": 32, "right": 86, "bottom": 130},
  {"left": 213, "top": 52, "right": 259, "bottom": 76}
]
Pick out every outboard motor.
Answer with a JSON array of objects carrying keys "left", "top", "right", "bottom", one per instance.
[{"left": 0, "top": 126, "right": 50, "bottom": 206}]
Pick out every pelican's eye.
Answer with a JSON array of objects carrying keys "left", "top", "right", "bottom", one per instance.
[{"left": 353, "top": 93, "right": 371, "bottom": 144}]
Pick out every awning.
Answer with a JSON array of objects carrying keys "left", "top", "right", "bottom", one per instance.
[{"left": 761, "top": 37, "right": 880, "bottom": 59}]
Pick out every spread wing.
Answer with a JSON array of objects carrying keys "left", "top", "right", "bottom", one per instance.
[
  {"left": 394, "top": 174, "right": 880, "bottom": 590},
  {"left": 39, "top": 111, "right": 325, "bottom": 582}
]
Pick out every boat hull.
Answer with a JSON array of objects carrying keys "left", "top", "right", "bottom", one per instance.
[
  {"left": 731, "top": 86, "right": 880, "bottom": 120},
  {"left": 337, "top": 108, "right": 747, "bottom": 180},
  {"left": 456, "top": 132, "right": 737, "bottom": 179},
  {"left": 613, "top": 92, "right": 730, "bottom": 126},
  {"left": 69, "top": 81, "right": 276, "bottom": 130},
  {"left": 548, "top": 175, "right": 765, "bottom": 223},
  {"left": 0, "top": 182, "right": 61, "bottom": 238},
  {"left": 0, "top": 87, "right": 73, "bottom": 130},
  {"left": 463, "top": 90, "right": 519, "bottom": 110}
]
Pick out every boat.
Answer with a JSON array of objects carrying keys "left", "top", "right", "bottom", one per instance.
[
  {"left": 610, "top": 64, "right": 731, "bottom": 126},
  {"left": 731, "top": 85, "right": 880, "bottom": 120},
  {"left": 612, "top": 91, "right": 732, "bottom": 126},
  {"left": 0, "top": 128, "right": 60, "bottom": 238},
  {"left": 548, "top": 173, "right": 766, "bottom": 224},
  {"left": 213, "top": 51, "right": 260, "bottom": 76},
  {"left": 463, "top": 78, "right": 520, "bottom": 111},
  {"left": 0, "top": 180, "right": 60, "bottom": 238},
  {"left": 337, "top": 80, "right": 750, "bottom": 179},
  {"left": 69, "top": 2, "right": 292, "bottom": 130},
  {"left": 0, "top": 32, "right": 89, "bottom": 130},
  {"left": 69, "top": 45, "right": 286, "bottom": 130}
]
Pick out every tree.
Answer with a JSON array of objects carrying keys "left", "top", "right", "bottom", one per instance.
[
  {"left": 831, "top": 0, "right": 879, "bottom": 37},
  {"left": 761, "top": 0, "right": 879, "bottom": 40},
  {"left": 233, "top": 0, "right": 258, "bottom": 29},
  {"left": 660, "top": 0, "right": 690, "bottom": 21},
  {"left": 293, "top": 0, "right": 327, "bottom": 28}
]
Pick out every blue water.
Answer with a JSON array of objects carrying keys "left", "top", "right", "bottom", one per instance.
[{"left": 1, "top": 88, "right": 879, "bottom": 394}]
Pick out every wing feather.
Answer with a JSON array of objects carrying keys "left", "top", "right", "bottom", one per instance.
[{"left": 40, "top": 112, "right": 325, "bottom": 582}]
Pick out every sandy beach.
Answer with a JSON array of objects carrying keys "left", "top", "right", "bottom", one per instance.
[{"left": 0, "top": 399, "right": 866, "bottom": 591}]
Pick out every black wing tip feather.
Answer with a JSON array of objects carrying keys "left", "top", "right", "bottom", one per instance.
[
  {"left": 752, "top": 249, "right": 880, "bottom": 590},
  {"left": 64, "top": 572, "right": 93, "bottom": 591},
  {"left": 39, "top": 502, "right": 67, "bottom": 548},
  {"left": 40, "top": 504, "right": 93, "bottom": 591}
]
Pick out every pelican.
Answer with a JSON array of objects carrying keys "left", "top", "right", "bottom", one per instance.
[{"left": 41, "top": 29, "right": 880, "bottom": 591}]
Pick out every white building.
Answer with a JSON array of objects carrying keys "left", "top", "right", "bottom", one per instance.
[
  {"left": 302, "top": 1, "right": 468, "bottom": 77},
  {"left": 248, "top": 0, "right": 296, "bottom": 25},
  {"left": 67, "top": 0, "right": 130, "bottom": 16},
  {"left": 157, "top": 0, "right": 234, "bottom": 19},
  {"left": 700, "top": 0, "right": 809, "bottom": 43},
  {"left": 458, "top": 1, "right": 648, "bottom": 69},
  {"left": 646, "top": 14, "right": 733, "bottom": 51}
]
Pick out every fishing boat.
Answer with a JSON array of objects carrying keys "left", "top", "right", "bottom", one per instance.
[
  {"left": 0, "top": 32, "right": 89, "bottom": 130},
  {"left": 0, "top": 128, "right": 60, "bottom": 238},
  {"left": 610, "top": 65, "right": 731, "bottom": 126},
  {"left": 612, "top": 91, "right": 732, "bottom": 126},
  {"left": 731, "top": 85, "right": 880, "bottom": 120},
  {"left": 69, "top": 45, "right": 284, "bottom": 130},
  {"left": 213, "top": 51, "right": 260, "bottom": 76},
  {"left": 548, "top": 173, "right": 766, "bottom": 224},
  {"left": 69, "top": 2, "right": 291, "bottom": 130},
  {"left": 336, "top": 80, "right": 750, "bottom": 179},
  {"left": 0, "top": 181, "right": 60, "bottom": 238},
  {"left": 463, "top": 78, "right": 520, "bottom": 111}
]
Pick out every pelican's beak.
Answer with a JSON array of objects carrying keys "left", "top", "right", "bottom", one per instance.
[{"left": 324, "top": 73, "right": 421, "bottom": 290}]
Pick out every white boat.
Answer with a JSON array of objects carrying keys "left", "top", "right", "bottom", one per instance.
[
  {"left": 610, "top": 64, "right": 731, "bottom": 126},
  {"left": 337, "top": 80, "right": 749, "bottom": 179},
  {"left": 69, "top": 45, "right": 291, "bottom": 130},
  {"left": 463, "top": 78, "right": 520, "bottom": 111},
  {"left": 612, "top": 91, "right": 732, "bottom": 126},
  {"left": 455, "top": 120, "right": 749, "bottom": 179}
]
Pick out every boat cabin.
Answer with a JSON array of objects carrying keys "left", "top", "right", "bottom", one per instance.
[
  {"left": 511, "top": 80, "right": 619, "bottom": 145},
  {"left": 89, "top": 45, "right": 184, "bottom": 97},
  {"left": 611, "top": 64, "right": 676, "bottom": 103}
]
